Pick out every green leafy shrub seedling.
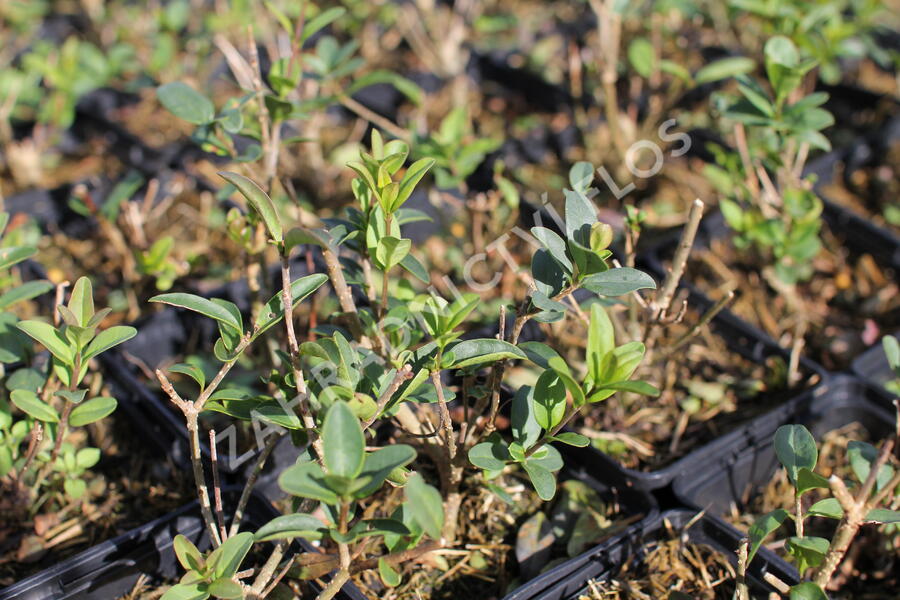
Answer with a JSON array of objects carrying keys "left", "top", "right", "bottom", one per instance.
[
  {"left": 707, "top": 35, "right": 833, "bottom": 286},
  {"left": 1, "top": 214, "right": 135, "bottom": 521},
  {"left": 151, "top": 127, "right": 670, "bottom": 598},
  {"left": 736, "top": 423, "right": 900, "bottom": 599}
]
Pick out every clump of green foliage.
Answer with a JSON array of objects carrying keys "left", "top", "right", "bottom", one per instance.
[{"left": 706, "top": 36, "right": 834, "bottom": 285}]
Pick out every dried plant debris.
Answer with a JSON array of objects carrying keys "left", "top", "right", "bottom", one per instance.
[{"left": 577, "top": 520, "right": 739, "bottom": 600}]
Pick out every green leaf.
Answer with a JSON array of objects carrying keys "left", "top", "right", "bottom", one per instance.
[
  {"left": 75, "top": 447, "right": 100, "bottom": 469},
  {"left": 748, "top": 508, "right": 789, "bottom": 562},
  {"left": 279, "top": 461, "right": 338, "bottom": 504},
  {"left": 0, "top": 246, "right": 37, "bottom": 271},
  {"left": 210, "top": 531, "right": 253, "bottom": 578},
  {"left": 660, "top": 59, "right": 691, "bottom": 82},
  {"left": 173, "top": 535, "right": 204, "bottom": 571},
  {"left": 150, "top": 294, "right": 242, "bottom": 333},
  {"left": 789, "top": 582, "right": 828, "bottom": 600},
  {"left": 67, "top": 277, "right": 94, "bottom": 326},
  {"left": 218, "top": 172, "right": 283, "bottom": 243},
  {"left": 865, "top": 508, "right": 900, "bottom": 524},
  {"left": 379, "top": 557, "right": 402, "bottom": 587},
  {"left": 83, "top": 325, "right": 137, "bottom": 361},
  {"left": 883, "top": 336, "right": 900, "bottom": 370},
  {"left": 786, "top": 536, "right": 829, "bottom": 570},
  {"left": 523, "top": 460, "right": 557, "bottom": 501},
  {"left": 394, "top": 158, "right": 435, "bottom": 212},
  {"left": 587, "top": 303, "right": 613, "bottom": 382},
  {"left": 169, "top": 363, "right": 206, "bottom": 390},
  {"left": 807, "top": 498, "right": 843, "bottom": 520},
  {"left": 533, "top": 370, "right": 567, "bottom": 430},
  {"left": 69, "top": 396, "right": 117, "bottom": 426},
  {"left": 581, "top": 268, "right": 656, "bottom": 296},
  {"left": 519, "top": 342, "right": 568, "bottom": 373},
  {"left": 399, "top": 252, "right": 430, "bottom": 284},
  {"left": 301, "top": 7, "right": 347, "bottom": 42},
  {"left": 160, "top": 583, "right": 209, "bottom": 600},
  {"left": 16, "top": 320, "right": 73, "bottom": 364},
  {"left": 322, "top": 402, "right": 365, "bottom": 480},
  {"left": 354, "top": 444, "right": 417, "bottom": 498},
  {"left": 54, "top": 389, "right": 86, "bottom": 404},
  {"left": 774, "top": 424, "right": 817, "bottom": 485},
  {"left": 549, "top": 432, "right": 590, "bottom": 447},
  {"left": 442, "top": 339, "right": 525, "bottom": 369},
  {"left": 0, "top": 280, "right": 54, "bottom": 309},
  {"left": 627, "top": 37, "right": 655, "bottom": 78},
  {"left": 11, "top": 389, "right": 59, "bottom": 422},
  {"left": 468, "top": 440, "right": 510, "bottom": 471},
  {"left": 796, "top": 467, "right": 830, "bottom": 495},
  {"left": 569, "top": 161, "right": 595, "bottom": 192},
  {"left": 254, "top": 274, "right": 328, "bottom": 335},
  {"left": 405, "top": 473, "right": 444, "bottom": 540},
  {"left": 375, "top": 236, "right": 411, "bottom": 270},
  {"left": 765, "top": 35, "right": 799, "bottom": 68},
  {"left": 847, "top": 441, "right": 894, "bottom": 492},
  {"left": 695, "top": 56, "right": 755, "bottom": 84},
  {"left": 207, "top": 579, "right": 242, "bottom": 600},
  {"left": 255, "top": 513, "right": 326, "bottom": 542},
  {"left": 157, "top": 82, "right": 215, "bottom": 124},
  {"left": 591, "top": 380, "right": 659, "bottom": 398},
  {"left": 531, "top": 227, "right": 573, "bottom": 274}
]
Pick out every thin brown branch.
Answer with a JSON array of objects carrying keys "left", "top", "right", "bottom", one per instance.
[{"left": 209, "top": 429, "right": 228, "bottom": 541}]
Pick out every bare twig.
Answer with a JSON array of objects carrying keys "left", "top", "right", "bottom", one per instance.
[
  {"left": 209, "top": 429, "right": 228, "bottom": 542},
  {"left": 653, "top": 198, "right": 704, "bottom": 318},
  {"left": 229, "top": 430, "right": 286, "bottom": 538},
  {"left": 734, "top": 538, "right": 750, "bottom": 600},
  {"left": 157, "top": 369, "right": 222, "bottom": 548}
]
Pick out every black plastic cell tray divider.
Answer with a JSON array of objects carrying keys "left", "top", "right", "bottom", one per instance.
[
  {"left": 671, "top": 375, "right": 895, "bottom": 582},
  {"left": 0, "top": 488, "right": 362, "bottom": 600},
  {"left": 501, "top": 509, "right": 796, "bottom": 600}
]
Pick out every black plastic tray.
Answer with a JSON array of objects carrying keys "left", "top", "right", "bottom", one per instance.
[
  {"left": 851, "top": 332, "right": 899, "bottom": 404},
  {"left": 502, "top": 509, "right": 796, "bottom": 600},
  {"left": 672, "top": 375, "right": 895, "bottom": 580},
  {"left": 0, "top": 489, "right": 360, "bottom": 600}
]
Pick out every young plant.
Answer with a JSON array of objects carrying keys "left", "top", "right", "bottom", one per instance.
[
  {"left": 742, "top": 424, "right": 900, "bottom": 597},
  {"left": 1, "top": 227, "right": 135, "bottom": 524},
  {"left": 707, "top": 35, "right": 834, "bottom": 285}
]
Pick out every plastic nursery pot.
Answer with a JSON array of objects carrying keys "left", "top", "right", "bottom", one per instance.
[
  {"left": 566, "top": 289, "right": 826, "bottom": 494},
  {"left": 851, "top": 332, "right": 900, "bottom": 403},
  {"left": 0, "top": 489, "right": 360, "bottom": 600},
  {"left": 672, "top": 375, "right": 895, "bottom": 582},
  {"left": 501, "top": 509, "right": 796, "bottom": 600}
]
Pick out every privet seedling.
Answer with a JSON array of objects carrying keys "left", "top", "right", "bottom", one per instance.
[
  {"left": 0, "top": 215, "right": 135, "bottom": 512},
  {"left": 738, "top": 424, "right": 900, "bottom": 599},
  {"left": 707, "top": 35, "right": 833, "bottom": 285},
  {"left": 153, "top": 126, "right": 672, "bottom": 598}
]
